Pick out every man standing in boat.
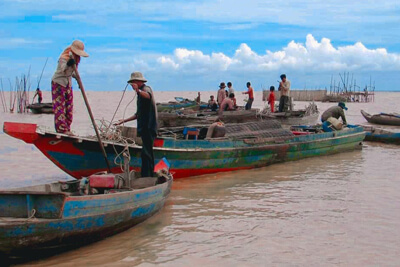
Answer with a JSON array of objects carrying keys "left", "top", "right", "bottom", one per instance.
[
  {"left": 242, "top": 82, "right": 254, "bottom": 110},
  {"left": 217, "top": 82, "right": 226, "bottom": 106},
  {"left": 115, "top": 72, "right": 158, "bottom": 177},
  {"left": 33, "top": 88, "right": 43, "bottom": 104},
  {"left": 227, "top": 82, "right": 235, "bottom": 95},
  {"left": 321, "top": 102, "right": 348, "bottom": 132},
  {"left": 278, "top": 74, "right": 290, "bottom": 112},
  {"left": 195, "top": 92, "right": 201, "bottom": 104}
]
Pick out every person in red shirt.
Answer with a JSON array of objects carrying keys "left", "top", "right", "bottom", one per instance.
[
  {"left": 242, "top": 82, "right": 254, "bottom": 110},
  {"left": 267, "top": 86, "right": 275, "bottom": 112},
  {"left": 33, "top": 88, "right": 43, "bottom": 104}
]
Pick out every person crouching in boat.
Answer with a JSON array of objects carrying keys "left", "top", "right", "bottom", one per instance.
[
  {"left": 115, "top": 72, "right": 158, "bottom": 178},
  {"left": 219, "top": 93, "right": 237, "bottom": 116},
  {"left": 321, "top": 102, "right": 348, "bottom": 132},
  {"left": 51, "top": 40, "right": 89, "bottom": 135},
  {"left": 208, "top": 95, "right": 218, "bottom": 111}
]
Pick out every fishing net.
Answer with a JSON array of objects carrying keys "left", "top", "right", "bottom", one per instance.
[{"left": 224, "top": 120, "right": 294, "bottom": 139}]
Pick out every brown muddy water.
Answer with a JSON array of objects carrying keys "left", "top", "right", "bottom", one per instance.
[{"left": 1, "top": 91, "right": 400, "bottom": 266}]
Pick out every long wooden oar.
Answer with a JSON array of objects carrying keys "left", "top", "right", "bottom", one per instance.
[{"left": 73, "top": 65, "right": 112, "bottom": 173}]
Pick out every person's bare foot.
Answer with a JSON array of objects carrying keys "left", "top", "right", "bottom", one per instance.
[{"left": 65, "top": 131, "right": 75, "bottom": 136}]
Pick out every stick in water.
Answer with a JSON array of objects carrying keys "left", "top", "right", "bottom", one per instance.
[{"left": 72, "top": 64, "right": 112, "bottom": 173}]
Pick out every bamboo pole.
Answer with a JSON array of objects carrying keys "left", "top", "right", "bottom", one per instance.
[
  {"left": 73, "top": 65, "right": 112, "bottom": 173},
  {"left": 0, "top": 78, "right": 6, "bottom": 112}
]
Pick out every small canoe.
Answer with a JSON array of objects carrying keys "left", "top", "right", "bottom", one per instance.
[
  {"left": 361, "top": 125, "right": 400, "bottom": 145},
  {"left": 27, "top": 103, "right": 53, "bottom": 114},
  {"left": 156, "top": 98, "right": 198, "bottom": 112},
  {"left": 0, "top": 170, "right": 172, "bottom": 255},
  {"left": 361, "top": 110, "right": 400, "bottom": 126}
]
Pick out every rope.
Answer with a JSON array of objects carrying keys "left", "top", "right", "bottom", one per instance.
[
  {"left": 0, "top": 208, "right": 37, "bottom": 221},
  {"left": 84, "top": 85, "right": 138, "bottom": 176},
  {"left": 27, "top": 209, "right": 36, "bottom": 220},
  {"left": 88, "top": 119, "right": 136, "bottom": 172},
  {"left": 121, "top": 94, "right": 136, "bottom": 127},
  {"left": 107, "top": 83, "right": 129, "bottom": 131}
]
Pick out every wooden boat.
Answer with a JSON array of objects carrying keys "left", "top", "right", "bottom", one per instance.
[
  {"left": 259, "top": 110, "right": 319, "bottom": 126},
  {"left": 258, "top": 102, "right": 319, "bottom": 126},
  {"left": 0, "top": 166, "right": 172, "bottom": 255},
  {"left": 158, "top": 109, "right": 258, "bottom": 128},
  {"left": 3, "top": 121, "right": 365, "bottom": 179},
  {"left": 26, "top": 102, "right": 53, "bottom": 114},
  {"left": 158, "top": 104, "right": 318, "bottom": 128},
  {"left": 322, "top": 95, "right": 347, "bottom": 103},
  {"left": 361, "top": 125, "right": 400, "bottom": 145},
  {"left": 156, "top": 97, "right": 199, "bottom": 112},
  {"left": 361, "top": 110, "right": 400, "bottom": 126}
]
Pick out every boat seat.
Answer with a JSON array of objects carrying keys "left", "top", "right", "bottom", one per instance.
[{"left": 183, "top": 127, "right": 199, "bottom": 140}]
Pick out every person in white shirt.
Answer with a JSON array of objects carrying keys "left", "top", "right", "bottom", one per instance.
[
  {"left": 227, "top": 82, "right": 234, "bottom": 95},
  {"left": 278, "top": 74, "right": 291, "bottom": 112}
]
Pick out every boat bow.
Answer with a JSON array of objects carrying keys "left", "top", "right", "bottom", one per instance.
[{"left": 3, "top": 122, "right": 39, "bottom": 144}]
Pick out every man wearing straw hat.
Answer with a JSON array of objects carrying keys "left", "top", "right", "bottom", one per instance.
[
  {"left": 217, "top": 82, "right": 226, "bottom": 106},
  {"left": 115, "top": 72, "right": 158, "bottom": 177},
  {"left": 51, "top": 40, "right": 89, "bottom": 134}
]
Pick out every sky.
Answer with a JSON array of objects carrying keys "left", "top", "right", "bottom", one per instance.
[{"left": 0, "top": 0, "right": 399, "bottom": 92}]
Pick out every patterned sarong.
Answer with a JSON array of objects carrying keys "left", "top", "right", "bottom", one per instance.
[{"left": 51, "top": 82, "right": 73, "bottom": 133}]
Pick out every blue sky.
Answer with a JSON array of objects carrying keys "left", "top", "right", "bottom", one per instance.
[{"left": 0, "top": 0, "right": 399, "bottom": 92}]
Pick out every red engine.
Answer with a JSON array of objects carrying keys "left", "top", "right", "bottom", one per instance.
[{"left": 88, "top": 174, "right": 123, "bottom": 189}]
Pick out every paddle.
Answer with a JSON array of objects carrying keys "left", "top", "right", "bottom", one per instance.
[
  {"left": 72, "top": 64, "right": 112, "bottom": 173},
  {"left": 31, "top": 58, "right": 48, "bottom": 104}
]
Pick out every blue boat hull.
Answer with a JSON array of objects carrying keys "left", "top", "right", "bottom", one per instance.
[
  {"left": 364, "top": 129, "right": 400, "bottom": 145},
  {"left": 0, "top": 176, "right": 172, "bottom": 254}
]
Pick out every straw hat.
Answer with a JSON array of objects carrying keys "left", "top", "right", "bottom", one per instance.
[
  {"left": 127, "top": 72, "right": 147, "bottom": 83},
  {"left": 70, "top": 40, "right": 89, "bottom": 57}
]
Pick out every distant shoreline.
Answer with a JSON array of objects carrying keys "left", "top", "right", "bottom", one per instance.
[{"left": 1, "top": 90, "right": 399, "bottom": 92}]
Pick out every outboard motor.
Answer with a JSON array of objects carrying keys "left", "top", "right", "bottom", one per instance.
[
  {"left": 82, "top": 153, "right": 133, "bottom": 194},
  {"left": 79, "top": 174, "right": 124, "bottom": 195},
  {"left": 88, "top": 174, "right": 124, "bottom": 189}
]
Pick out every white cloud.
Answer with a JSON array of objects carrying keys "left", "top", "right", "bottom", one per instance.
[
  {"left": 157, "top": 56, "right": 179, "bottom": 69},
  {"left": 152, "top": 34, "right": 400, "bottom": 74},
  {"left": 157, "top": 48, "right": 236, "bottom": 74}
]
